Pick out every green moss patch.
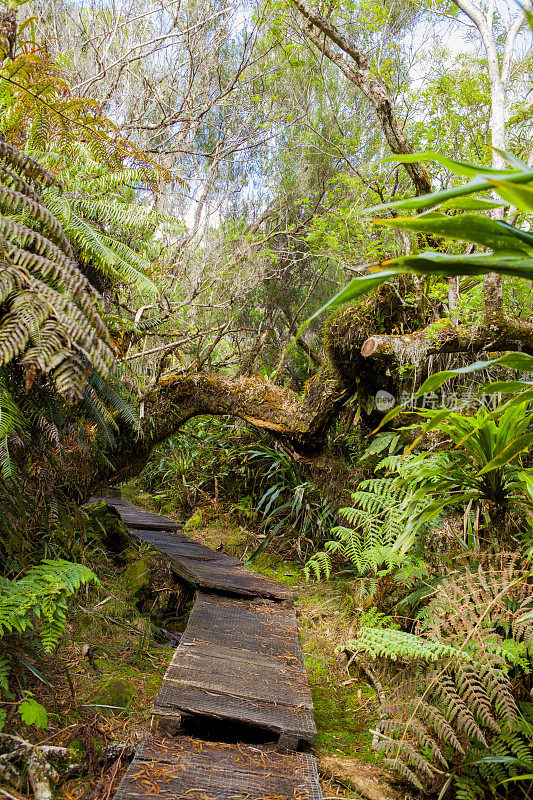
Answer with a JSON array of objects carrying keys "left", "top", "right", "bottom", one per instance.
[
  {"left": 305, "top": 650, "right": 376, "bottom": 759},
  {"left": 93, "top": 676, "right": 137, "bottom": 711}
]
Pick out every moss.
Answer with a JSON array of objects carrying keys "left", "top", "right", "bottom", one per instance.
[
  {"left": 183, "top": 510, "right": 203, "bottom": 530},
  {"left": 68, "top": 738, "right": 86, "bottom": 759},
  {"left": 122, "top": 552, "right": 154, "bottom": 598},
  {"left": 94, "top": 677, "right": 137, "bottom": 710},
  {"left": 84, "top": 501, "right": 131, "bottom": 551},
  {"left": 145, "top": 674, "right": 164, "bottom": 695},
  {"left": 304, "top": 650, "right": 376, "bottom": 760},
  {"left": 251, "top": 554, "right": 305, "bottom": 588},
  {"left": 182, "top": 508, "right": 250, "bottom": 556},
  {"left": 424, "top": 317, "right": 458, "bottom": 344}
]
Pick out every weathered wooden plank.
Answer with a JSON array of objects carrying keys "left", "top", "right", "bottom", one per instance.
[
  {"left": 90, "top": 497, "right": 317, "bottom": 743},
  {"left": 114, "top": 735, "right": 323, "bottom": 800},
  {"left": 154, "top": 683, "right": 317, "bottom": 743},
  {"left": 153, "top": 592, "right": 317, "bottom": 745},
  {"left": 97, "top": 497, "right": 293, "bottom": 601},
  {"left": 126, "top": 528, "right": 242, "bottom": 563},
  {"left": 179, "top": 593, "right": 304, "bottom": 664},
  {"left": 167, "top": 555, "right": 293, "bottom": 601},
  {"left": 163, "top": 653, "right": 313, "bottom": 706}
]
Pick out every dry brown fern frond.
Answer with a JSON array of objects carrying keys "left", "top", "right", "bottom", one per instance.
[
  {"left": 419, "top": 553, "right": 532, "bottom": 646},
  {"left": 366, "top": 554, "right": 532, "bottom": 796}
]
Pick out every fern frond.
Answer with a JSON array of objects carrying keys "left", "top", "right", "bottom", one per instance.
[
  {"left": 0, "top": 139, "right": 57, "bottom": 188},
  {"left": 354, "top": 627, "right": 463, "bottom": 662},
  {"left": 434, "top": 674, "right": 487, "bottom": 745},
  {"left": 383, "top": 758, "right": 424, "bottom": 790},
  {"left": 0, "top": 559, "right": 98, "bottom": 652}
]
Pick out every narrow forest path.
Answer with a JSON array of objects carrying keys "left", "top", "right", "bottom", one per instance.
[{"left": 93, "top": 496, "right": 324, "bottom": 800}]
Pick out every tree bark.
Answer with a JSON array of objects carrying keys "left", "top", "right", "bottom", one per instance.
[
  {"left": 318, "top": 755, "right": 398, "bottom": 800},
  {"left": 86, "top": 366, "right": 355, "bottom": 501},
  {"left": 361, "top": 318, "right": 533, "bottom": 364}
]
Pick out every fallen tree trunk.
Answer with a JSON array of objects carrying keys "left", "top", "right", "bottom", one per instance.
[
  {"left": 318, "top": 754, "right": 399, "bottom": 800},
  {"left": 86, "top": 366, "right": 356, "bottom": 502},
  {"left": 361, "top": 317, "right": 533, "bottom": 364},
  {"left": 83, "top": 305, "right": 533, "bottom": 507}
]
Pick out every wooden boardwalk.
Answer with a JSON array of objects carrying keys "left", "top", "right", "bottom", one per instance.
[
  {"left": 106, "top": 498, "right": 293, "bottom": 601},
  {"left": 154, "top": 592, "right": 316, "bottom": 746},
  {"left": 93, "top": 497, "right": 321, "bottom": 800},
  {"left": 117, "top": 735, "right": 322, "bottom": 800}
]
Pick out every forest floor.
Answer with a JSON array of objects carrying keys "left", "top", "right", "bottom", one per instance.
[{"left": 3, "top": 495, "right": 381, "bottom": 800}]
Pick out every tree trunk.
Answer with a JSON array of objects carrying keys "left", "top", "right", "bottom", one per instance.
[{"left": 292, "top": 0, "right": 432, "bottom": 196}]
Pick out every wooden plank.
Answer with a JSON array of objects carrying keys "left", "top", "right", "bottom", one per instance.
[
  {"left": 153, "top": 592, "right": 317, "bottom": 744},
  {"left": 154, "top": 684, "right": 317, "bottom": 742},
  {"left": 90, "top": 497, "right": 316, "bottom": 743},
  {"left": 179, "top": 593, "right": 304, "bottom": 664},
  {"left": 167, "top": 555, "right": 293, "bottom": 600},
  {"left": 97, "top": 498, "right": 293, "bottom": 601},
  {"left": 163, "top": 652, "right": 313, "bottom": 707},
  {"left": 126, "top": 529, "right": 242, "bottom": 563},
  {"left": 114, "top": 735, "right": 323, "bottom": 800}
]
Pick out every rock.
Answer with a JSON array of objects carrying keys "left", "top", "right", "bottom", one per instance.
[
  {"left": 318, "top": 755, "right": 399, "bottom": 800},
  {"left": 95, "top": 677, "right": 137, "bottom": 710}
]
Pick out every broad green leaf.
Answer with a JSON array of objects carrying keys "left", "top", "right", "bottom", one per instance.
[
  {"left": 488, "top": 179, "right": 533, "bottom": 212},
  {"left": 383, "top": 151, "right": 517, "bottom": 178},
  {"left": 439, "top": 197, "right": 506, "bottom": 210},
  {"left": 483, "top": 381, "right": 532, "bottom": 393},
  {"left": 368, "top": 165, "right": 533, "bottom": 213},
  {"left": 404, "top": 493, "right": 476, "bottom": 536},
  {"left": 518, "top": 471, "right": 533, "bottom": 503},
  {"left": 296, "top": 270, "right": 396, "bottom": 337},
  {"left": 405, "top": 409, "right": 452, "bottom": 453},
  {"left": 416, "top": 355, "right": 533, "bottom": 398},
  {"left": 497, "top": 353, "right": 533, "bottom": 371},
  {"left": 493, "top": 149, "right": 531, "bottom": 170},
  {"left": 311, "top": 271, "right": 396, "bottom": 314},
  {"left": 18, "top": 698, "right": 48, "bottom": 728},
  {"left": 477, "top": 433, "right": 533, "bottom": 475},
  {"left": 374, "top": 215, "right": 533, "bottom": 254},
  {"left": 500, "top": 774, "right": 533, "bottom": 785},
  {"left": 381, "top": 251, "right": 533, "bottom": 279}
]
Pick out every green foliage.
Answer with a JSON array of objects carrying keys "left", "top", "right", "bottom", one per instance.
[
  {"left": 305, "top": 455, "right": 427, "bottom": 588},
  {"left": 41, "top": 147, "right": 183, "bottom": 300},
  {"left": 361, "top": 556, "right": 533, "bottom": 797},
  {"left": 0, "top": 559, "right": 98, "bottom": 707},
  {"left": 0, "top": 558, "right": 97, "bottom": 647},
  {"left": 17, "top": 695, "right": 48, "bottom": 728},
  {"left": 304, "top": 151, "right": 533, "bottom": 325},
  {"left": 247, "top": 440, "right": 333, "bottom": 556},
  {"left": 0, "top": 140, "right": 114, "bottom": 398},
  {"left": 139, "top": 417, "right": 333, "bottom": 559},
  {"left": 354, "top": 627, "right": 463, "bottom": 662},
  {"left": 397, "top": 397, "right": 533, "bottom": 548}
]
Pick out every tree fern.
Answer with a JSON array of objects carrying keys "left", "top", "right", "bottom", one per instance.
[{"left": 0, "top": 142, "right": 116, "bottom": 393}]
